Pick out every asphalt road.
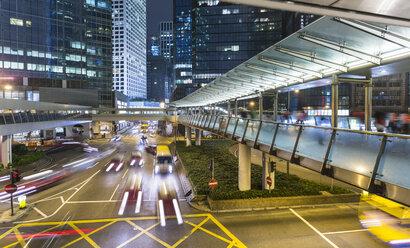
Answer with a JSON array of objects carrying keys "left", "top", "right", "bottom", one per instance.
[{"left": 0, "top": 127, "right": 387, "bottom": 248}]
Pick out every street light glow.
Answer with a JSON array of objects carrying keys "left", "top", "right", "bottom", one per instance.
[{"left": 4, "top": 85, "right": 12, "bottom": 90}]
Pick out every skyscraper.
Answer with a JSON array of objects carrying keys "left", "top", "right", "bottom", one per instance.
[
  {"left": 112, "top": 0, "right": 147, "bottom": 99},
  {"left": 160, "top": 21, "right": 174, "bottom": 61},
  {"left": 192, "top": 2, "right": 284, "bottom": 85},
  {"left": 0, "top": 0, "right": 113, "bottom": 106},
  {"left": 174, "top": 0, "right": 193, "bottom": 85}
]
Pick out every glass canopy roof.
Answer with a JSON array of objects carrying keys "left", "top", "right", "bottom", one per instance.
[{"left": 174, "top": 16, "right": 410, "bottom": 107}]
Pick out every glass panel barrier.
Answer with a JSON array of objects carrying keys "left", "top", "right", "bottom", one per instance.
[
  {"left": 304, "top": 116, "right": 316, "bottom": 126},
  {"left": 296, "top": 127, "right": 332, "bottom": 162},
  {"left": 0, "top": 115, "right": 5, "bottom": 125},
  {"left": 214, "top": 116, "right": 221, "bottom": 130},
  {"left": 235, "top": 119, "right": 247, "bottom": 138},
  {"left": 245, "top": 120, "right": 260, "bottom": 142},
  {"left": 208, "top": 116, "right": 215, "bottom": 128},
  {"left": 219, "top": 117, "right": 228, "bottom": 133},
  {"left": 349, "top": 117, "right": 363, "bottom": 130},
  {"left": 377, "top": 136, "right": 410, "bottom": 189},
  {"left": 316, "top": 116, "right": 331, "bottom": 127},
  {"left": 273, "top": 124, "right": 299, "bottom": 153},
  {"left": 327, "top": 131, "right": 381, "bottom": 177},
  {"left": 338, "top": 117, "right": 349, "bottom": 129},
  {"left": 201, "top": 116, "right": 209, "bottom": 128},
  {"left": 257, "top": 122, "right": 277, "bottom": 147},
  {"left": 13, "top": 113, "right": 22, "bottom": 123},
  {"left": 226, "top": 117, "right": 237, "bottom": 135},
  {"left": 4, "top": 113, "right": 14, "bottom": 124},
  {"left": 26, "top": 112, "right": 34, "bottom": 122},
  {"left": 197, "top": 116, "right": 204, "bottom": 127}
]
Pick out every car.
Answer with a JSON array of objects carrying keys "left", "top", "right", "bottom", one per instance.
[
  {"left": 145, "top": 145, "right": 157, "bottom": 155},
  {"left": 105, "top": 155, "right": 124, "bottom": 172},
  {"left": 82, "top": 143, "right": 98, "bottom": 153},
  {"left": 129, "top": 151, "right": 143, "bottom": 167}
]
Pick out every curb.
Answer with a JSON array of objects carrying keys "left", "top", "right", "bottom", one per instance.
[{"left": 0, "top": 204, "right": 34, "bottom": 224}]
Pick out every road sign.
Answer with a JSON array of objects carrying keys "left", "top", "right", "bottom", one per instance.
[
  {"left": 266, "top": 176, "right": 272, "bottom": 187},
  {"left": 209, "top": 179, "right": 218, "bottom": 188},
  {"left": 5, "top": 184, "right": 17, "bottom": 194}
]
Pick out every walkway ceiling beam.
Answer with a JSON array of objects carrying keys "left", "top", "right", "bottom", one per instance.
[
  {"left": 275, "top": 47, "right": 348, "bottom": 72},
  {"left": 298, "top": 33, "right": 381, "bottom": 65},
  {"left": 334, "top": 18, "right": 410, "bottom": 48},
  {"left": 234, "top": 69, "right": 289, "bottom": 86},
  {"left": 225, "top": 75, "right": 274, "bottom": 88},
  {"left": 218, "top": 78, "right": 264, "bottom": 90},
  {"left": 245, "top": 63, "right": 304, "bottom": 82},
  {"left": 259, "top": 55, "right": 324, "bottom": 78}
]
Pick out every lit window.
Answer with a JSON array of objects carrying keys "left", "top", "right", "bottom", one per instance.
[
  {"left": 10, "top": 18, "right": 23, "bottom": 26},
  {"left": 26, "top": 20, "right": 32, "bottom": 27}
]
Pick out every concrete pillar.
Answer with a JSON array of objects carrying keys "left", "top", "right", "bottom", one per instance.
[
  {"left": 227, "top": 100, "right": 231, "bottom": 116},
  {"left": 195, "top": 128, "right": 201, "bottom": 146},
  {"left": 365, "top": 79, "right": 373, "bottom": 131},
  {"left": 234, "top": 99, "right": 238, "bottom": 117},
  {"left": 331, "top": 74, "right": 339, "bottom": 128},
  {"left": 287, "top": 91, "right": 291, "bottom": 111},
  {"left": 1, "top": 135, "right": 12, "bottom": 167},
  {"left": 238, "top": 143, "right": 251, "bottom": 191},
  {"left": 62, "top": 79, "right": 67, "bottom": 88},
  {"left": 273, "top": 91, "right": 278, "bottom": 122},
  {"left": 23, "top": 77, "right": 28, "bottom": 86},
  {"left": 185, "top": 126, "right": 192, "bottom": 147},
  {"left": 259, "top": 92, "right": 263, "bottom": 121}
]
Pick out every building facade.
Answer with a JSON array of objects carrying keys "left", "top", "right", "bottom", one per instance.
[
  {"left": 159, "top": 21, "right": 173, "bottom": 61},
  {"left": 174, "top": 0, "right": 193, "bottom": 85},
  {"left": 112, "top": 0, "right": 146, "bottom": 99},
  {"left": 0, "top": 0, "right": 113, "bottom": 106}
]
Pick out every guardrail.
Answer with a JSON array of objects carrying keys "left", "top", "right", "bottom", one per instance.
[
  {"left": 178, "top": 114, "right": 410, "bottom": 206},
  {"left": 0, "top": 112, "right": 83, "bottom": 125}
]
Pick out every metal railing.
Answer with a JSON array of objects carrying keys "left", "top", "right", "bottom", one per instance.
[
  {"left": 178, "top": 114, "right": 410, "bottom": 206},
  {"left": 0, "top": 112, "right": 83, "bottom": 125}
]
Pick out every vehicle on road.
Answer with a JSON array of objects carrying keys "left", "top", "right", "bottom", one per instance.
[
  {"left": 145, "top": 145, "right": 157, "bottom": 155},
  {"left": 110, "top": 136, "right": 122, "bottom": 142},
  {"left": 105, "top": 155, "right": 124, "bottom": 172},
  {"left": 129, "top": 151, "right": 143, "bottom": 167},
  {"left": 154, "top": 145, "right": 173, "bottom": 174}
]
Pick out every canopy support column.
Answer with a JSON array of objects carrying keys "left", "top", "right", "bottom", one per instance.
[
  {"left": 259, "top": 92, "right": 263, "bottom": 121},
  {"left": 365, "top": 79, "right": 373, "bottom": 131},
  {"left": 234, "top": 98, "right": 238, "bottom": 117},
  {"left": 331, "top": 74, "right": 339, "bottom": 128},
  {"left": 273, "top": 91, "right": 278, "bottom": 122},
  {"left": 227, "top": 100, "right": 231, "bottom": 117}
]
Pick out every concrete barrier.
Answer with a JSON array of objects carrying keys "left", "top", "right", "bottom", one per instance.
[{"left": 207, "top": 193, "right": 360, "bottom": 211}]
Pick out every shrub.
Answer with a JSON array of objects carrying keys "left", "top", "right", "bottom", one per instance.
[
  {"left": 176, "top": 140, "right": 351, "bottom": 200},
  {"left": 11, "top": 152, "right": 46, "bottom": 167}
]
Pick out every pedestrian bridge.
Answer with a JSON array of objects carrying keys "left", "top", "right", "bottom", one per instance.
[{"left": 177, "top": 114, "right": 410, "bottom": 206}]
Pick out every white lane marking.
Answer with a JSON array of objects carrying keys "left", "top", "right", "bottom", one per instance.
[
  {"left": 60, "top": 196, "right": 65, "bottom": 204},
  {"left": 110, "top": 184, "right": 120, "bottom": 201},
  {"left": 289, "top": 208, "right": 339, "bottom": 248},
  {"left": 122, "top": 168, "right": 129, "bottom": 179},
  {"left": 135, "top": 191, "right": 142, "bottom": 214},
  {"left": 323, "top": 229, "right": 367, "bottom": 235},
  {"left": 33, "top": 207, "right": 47, "bottom": 218},
  {"left": 95, "top": 162, "right": 100, "bottom": 166},
  {"left": 173, "top": 199, "right": 183, "bottom": 225},
  {"left": 16, "top": 170, "right": 100, "bottom": 224},
  {"left": 118, "top": 192, "right": 129, "bottom": 215},
  {"left": 158, "top": 199, "right": 166, "bottom": 227}
]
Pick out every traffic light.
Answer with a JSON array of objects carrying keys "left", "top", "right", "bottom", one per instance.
[
  {"left": 270, "top": 161, "right": 276, "bottom": 173},
  {"left": 10, "top": 169, "right": 21, "bottom": 183}
]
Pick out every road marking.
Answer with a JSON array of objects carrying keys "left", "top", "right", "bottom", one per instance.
[
  {"left": 13, "top": 227, "right": 27, "bottom": 247},
  {"left": 126, "top": 220, "right": 171, "bottom": 247},
  {"left": 185, "top": 219, "right": 232, "bottom": 244},
  {"left": 207, "top": 214, "right": 247, "bottom": 248},
  {"left": 122, "top": 168, "right": 129, "bottom": 179},
  {"left": 67, "top": 222, "right": 100, "bottom": 248},
  {"left": 60, "top": 196, "right": 65, "bottom": 204},
  {"left": 33, "top": 207, "right": 48, "bottom": 218},
  {"left": 172, "top": 217, "right": 209, "bottom": 247},
  {"left": 67, "top": 200, "right": 120, "bottom": 204},
  {"left": 62, "top": 221, "right": 115, "bottom": 248},
  {"left": 323, "top": 229, "right": 367, "bottom": 235},
  {"left": 3, "top": 224, "right": 65, "bottom": 248},
  {"left": 95, "top": 162, "right": 100, "bottom": 166},
  {"left": 289, "top": 208, "right": 339, "bottom": 248},
  {"left": 110, "top": 184, "right": 120, "bottom": 201},
  {"left": 117, "top": 221, "right": 160, "bottom": 248}
]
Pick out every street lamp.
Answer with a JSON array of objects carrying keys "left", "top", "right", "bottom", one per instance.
[
  {"left": 249, "top": 101, "right": 255, "bottom": 107},
  {"left": 4, "top": 85, "right": 12, "bottom": 90}
]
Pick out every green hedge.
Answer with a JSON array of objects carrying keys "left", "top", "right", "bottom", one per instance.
[
  {"left": 176, "top": 140, "right": 350, "bottom": 200},
  {"left": 9, "top": 152, "right": 46, "bottom": 168}
]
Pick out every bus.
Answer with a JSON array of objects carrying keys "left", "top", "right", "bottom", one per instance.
[
  {"left": 140, "top": 122, "right": 148, "bottom": 133},
  {"left": 154, "top": 145, "right": 173, "bottom": 174}
]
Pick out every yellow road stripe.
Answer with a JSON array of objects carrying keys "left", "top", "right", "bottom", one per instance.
[
  {"left": 185, "top": 220, "right": 232, "bottom": 244},
  {"left": 19, "top": 216, "right": 159, "bottom": 227},
  {"left": 116, "top": 221, "right": 160, "bottom": 248},
  {"left": 127, "top": 220, "right": 171, "bottom": 248},
  {"left": 226, "top": 242, "right": 235, "bottom": 248},
  {"left": 67, "top": 222, "right": 100, "bottom": 248},
  {"left": 0, "top": 226, "right": 18, "bottom": 241},
  {"left": 171, "top": 217, "right": 210, "bottom": 248},
  {"left": 13, "top": 228, "right": 27, "bottom": 248},
  {"left": 61, "top": 221, "right": 116, "bottom": 248},
  {"left": 3, "top": 224, "right": 64, "bottom": 248},
  {"left": 208, "top": 215, "right": 247, "bottom": 248}
]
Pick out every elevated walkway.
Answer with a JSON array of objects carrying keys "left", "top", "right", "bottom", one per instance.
[{"left": 177, "top": 114, "right": 410, "bottom": 206}]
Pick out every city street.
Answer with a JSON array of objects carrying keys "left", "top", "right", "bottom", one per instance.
[{"left": 0, "top": 129, "right": 387, "bottom": 247}]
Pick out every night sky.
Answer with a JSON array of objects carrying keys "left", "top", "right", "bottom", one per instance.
[{"left": 147, "top": 0, "right": 173, "bottom": 37}]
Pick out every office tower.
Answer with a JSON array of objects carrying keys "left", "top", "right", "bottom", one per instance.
[
  {"left": 0, "top": 0, "right": 113, "bottom": 107},
  {"left": 112, "top": 0, "right": 147, "bottom": 99},
  {"left": 160, "top": 21, "right": 174, "bottom": 61},
  {"left": 174, "top": 0, "right": 193, "bottom": 85}
]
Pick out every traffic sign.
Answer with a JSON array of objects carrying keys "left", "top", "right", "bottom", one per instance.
[
  {"left": 266, "top": 176, "right": 272, "bottom": 187},
  {"left": 208, "top": 179, "right": 218, "bottom": 188},
  {"left": 5, "top": 184, "right": 17, "bottom": 194}
]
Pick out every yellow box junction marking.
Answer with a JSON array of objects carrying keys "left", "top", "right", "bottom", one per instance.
[{"left": 0, "top": 214, "right": 246, "bottom": 248}]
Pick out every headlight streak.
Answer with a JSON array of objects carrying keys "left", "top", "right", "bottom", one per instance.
[
  {"left": 135, "top": 191, "right": 142, "bottom": 214},
  {"left": 118, "top": 191, "right": 129, "bottom": 215},
  {"left": 159, "top": 199, "right": 166, "bottom": 227},
  {"left": 172, "top": 199, "right": 183, "bottom": 225}
]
